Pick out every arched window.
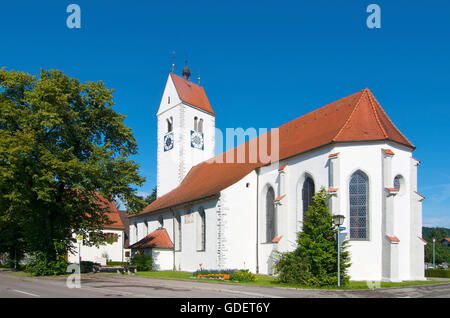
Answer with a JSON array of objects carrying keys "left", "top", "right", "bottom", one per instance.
[
  {"left": 197, "top": 208, "right": 206, "bottom": 251},
  {"left": 394, "top": 175, "right": 401, "bottom": 191},
  {"left": 167, "top": 117, "right": 173, "bottom": 133},
  {"left": 266, "top": 187, "right": 276, "bottom": 242},
  {"left": 198, "top": 119, "right": 203, "bottom": 133},
  {"left": 158, "top": 215, "right": 164, "bottom": 228},
  {"left": 349, "top": 171, "right": 369, "bottom": 240},
  {"left": 302, "top": 176, "right": 315, "bottom": 220},
  {"left": 194, "top": 117, "right": 198, "bottom": 132}
]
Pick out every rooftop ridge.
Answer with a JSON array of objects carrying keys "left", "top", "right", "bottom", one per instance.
[
  {"left": 366, "top": 88, "right": 388, "bottom": 139},
  {"left": 369, "top": 90, "right": 415, "bottom": 148},
  {"left": 332, "top": 89, "right": 366, "bottom": 142}
]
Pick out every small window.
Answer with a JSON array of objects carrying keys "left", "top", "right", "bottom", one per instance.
[
  {"left": 393, "top": 175, "right": 404, "bottom": 196},
  {"left": 158, "top": 215, "right": 164, "bottom": 228},
  {"left": 168, "top": 96, "right": 170, "bottom": 104},
  {"left": 198, "top": 119, "right": 203, "bottom": 133},
  {"left": 394, "top": 175, "right": 401, "bottom": 191},
  {"left": 194, "top": 117, "right": 198, "bottom": 132},
  {"left": 144, "top": 221, "right": 148, "bottom": 235},
  {"left": 167, "top": 117, "right": 173, "bottom": 133}
]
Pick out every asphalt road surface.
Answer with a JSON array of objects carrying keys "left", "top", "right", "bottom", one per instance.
[{"left": 0, "top": 271, "right": 449, "bottom": 298}]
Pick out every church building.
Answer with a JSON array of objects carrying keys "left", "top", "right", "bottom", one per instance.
[{"left": 129, "top": 65, "right": 426, "bottom": 281}]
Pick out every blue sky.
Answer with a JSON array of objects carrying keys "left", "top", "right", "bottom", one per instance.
[{"left": 1, "top": 1, "right": 449, "bottom": 227}]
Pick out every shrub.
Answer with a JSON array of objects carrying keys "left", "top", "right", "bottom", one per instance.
[
  {"left": 230, "top": 270, "right": 257, "bottom": 282},
  {"left": 274, "top": 188, "right": 351, "bottom": 287},
  {"left": 25, "top": 252, "right": 67, "bottom": 276},
  {"left": 425, "top": 268, "right": 450, "bottom": 278},
  {"left": 80, "top": 261, "right": 101, "bottom": 273},
  {"left": 130, "top": 253, "right": 153, "bottom": 271},
  {"left": 193, "top": 269, "right": 256, "bottom": 282},
  {"left": 107, "top": 261, "right": 129, "bottom": 267}
]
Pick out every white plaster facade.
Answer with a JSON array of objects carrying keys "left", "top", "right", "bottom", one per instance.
[{"left": 68, "top": 229, "right": 125, "bottom": 264}]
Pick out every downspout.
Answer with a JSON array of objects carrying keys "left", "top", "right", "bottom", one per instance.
[{"left": 256, "top": 168, "right": 260, "bottom": 274}]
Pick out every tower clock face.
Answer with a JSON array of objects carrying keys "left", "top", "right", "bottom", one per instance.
[
  {"left": 190, "top": 130, "right": 204, "bottom": 150},
  {"left": 164, "top": 132, "right": 174, "bottom": 151}
]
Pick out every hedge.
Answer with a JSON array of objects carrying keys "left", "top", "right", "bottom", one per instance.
[
  {"left": 425, "top": 268, "right": 450, "bottom": 278},
  {"left": 106, "top": 261, "right": 129, "bottom": 267}
]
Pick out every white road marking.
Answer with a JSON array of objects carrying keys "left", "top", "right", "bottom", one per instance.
[{"left": 13, "top": 289, "right": 40, "bottom": 297}]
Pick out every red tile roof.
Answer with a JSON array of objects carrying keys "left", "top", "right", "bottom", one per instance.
[
  {"left": 382, "top": 148, "right": 395, "bottom": 155},
  {"left": 138, "top": 88, "right": 414, "bottom": 216},
  {"left": 386, "top": 235, "right": 400, "bottom": 243},
  {"left": 441, "top": 238, "right": 450, "bottom": 243},
  {"left": 95, "top": 194, "right": 124, "bottom": 230},
  {"left": 329, "top": 153, "right": 340, "bottom": 158},
  {"left": 129, "top": 228, "right": 174, "bottom": 249},
  {"left": 170, "top": 73, "right": 215, "bottom": 116}
]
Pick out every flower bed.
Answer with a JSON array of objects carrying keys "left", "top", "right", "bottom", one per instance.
[{"left": 193, "top": 269, "right": 256, "bottom": 282}]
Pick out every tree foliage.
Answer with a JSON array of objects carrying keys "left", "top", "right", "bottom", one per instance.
[
  {"left": 0, "top": 68, "right": 146, "bottom": 271},
  {"left": 423, "top": 227, "right": 450, "bottom": 264},
  {"left": 275, "top": 188, "right": 351, "bottom": 286}
]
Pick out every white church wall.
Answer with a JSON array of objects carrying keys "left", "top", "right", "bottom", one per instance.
[
  {"left": 389, "top": 142, "right": 414, "bottom": 280},
  {"left": 220, "top": 171, "right": 258, "bottom": 272},
  {"left": 173, "top": 199, "right": 219, "bottom": 272},
  {"left": 256, "top": 146, "right": 332, "bottom": 275}
]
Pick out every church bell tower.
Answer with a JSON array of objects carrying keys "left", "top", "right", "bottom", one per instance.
[{"left": 156, "top": 63, "right": 216, "bottom": 198}]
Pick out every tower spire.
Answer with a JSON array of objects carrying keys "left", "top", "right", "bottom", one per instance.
[
  {"left": 171, "top": 50, "right": 176, "bottom": 73},
  {"left": 182, "top": 59, "right": 191, "bottom": 81}
]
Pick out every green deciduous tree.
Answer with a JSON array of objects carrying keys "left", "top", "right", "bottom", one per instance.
[
  {"left": 275, "top": 188, "right": 351, "bottom": 287},
  {"left": 424, "top": 227, "right": 450, "bottom": 265},
  {"left": 0, "top": 68, "right": 146, "bottom": 273}
]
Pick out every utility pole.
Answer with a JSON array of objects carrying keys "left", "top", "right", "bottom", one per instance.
[{"left": 433, "top": 238, "right": 436, "bottom": 268}]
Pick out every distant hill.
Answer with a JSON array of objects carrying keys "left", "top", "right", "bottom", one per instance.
[{"left": 423, "top": 227, "right": 450, "bottom": 240}]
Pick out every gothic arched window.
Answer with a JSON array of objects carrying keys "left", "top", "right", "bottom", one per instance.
[
  {"left": 266, "top": 186, "right": 276, "bottom": 242},
  {"left": 302, "top": 176, "right": 315, "bottom": 220},
  {"left": 349, "top": 171, "right": 369, "bottom": 240},
  {"left": 197, "top": 208, "right": 206, "bottom": 251},
  {"left": 198, "top": 119, "right": 203, "bottom": 133},
  {"left": 194, "top": 117, "right": 198, "bottom": 132}
]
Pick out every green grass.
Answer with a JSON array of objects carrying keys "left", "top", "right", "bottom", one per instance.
[{"left": 135, "top": 270, "right": 450, "bottom": 290}]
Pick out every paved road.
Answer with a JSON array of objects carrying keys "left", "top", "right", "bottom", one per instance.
[{"left": 0, "top": 271, "right": 449, "bottom": 298}]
